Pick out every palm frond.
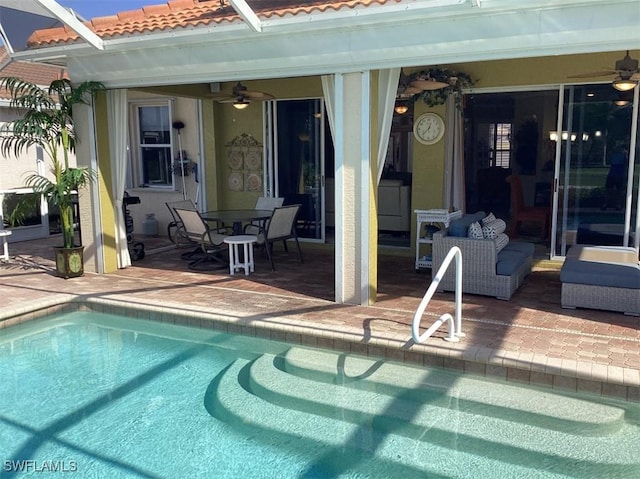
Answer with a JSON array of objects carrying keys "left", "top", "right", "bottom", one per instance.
[{"left": 0, "top": 76, "right": 104, "bottom": 249}]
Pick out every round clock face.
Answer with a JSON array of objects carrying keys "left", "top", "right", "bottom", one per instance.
[{"left": 413, "top": 113, "right": 445, "bottom": 145}]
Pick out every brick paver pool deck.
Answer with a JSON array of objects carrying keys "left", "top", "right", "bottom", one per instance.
[{"left": 1, "top": 236, "right": 638, "bottom": 402}]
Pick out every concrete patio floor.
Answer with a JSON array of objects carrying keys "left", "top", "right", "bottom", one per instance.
[{"left": 1, "top": 234, "right": 639, "bottom": 402}]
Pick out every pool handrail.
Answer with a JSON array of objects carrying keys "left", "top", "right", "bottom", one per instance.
[{"left": 411, "top": 246, "right": 464, "bottom": 343}]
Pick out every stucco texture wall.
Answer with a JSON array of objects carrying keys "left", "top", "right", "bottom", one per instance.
[{"left": 212, "top": 76, "right": 323, "bottom": 211}]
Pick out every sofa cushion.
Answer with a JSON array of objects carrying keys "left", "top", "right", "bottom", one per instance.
[
  {"left": 496, "top": 249, "right": 529, "bottom": 276},
  {"left": 502, "top": 241, "right": 535, "bottom": 257},
  {"left": 468, "top": 221, "right": 484, "bottom": 239},
  {"left": 448, "top": 211, "right": 486, "bottom": 237},
  {"left": 561, "top": 258, "right": 640, "bottom": 289},
  {"left": 482, "top": 218, "right": 506, "bottom": 239}
]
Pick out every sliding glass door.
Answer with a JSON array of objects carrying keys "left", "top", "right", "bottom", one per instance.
[
  {"left": 264, "top": 98, "right": 326, "bottom": 241},
  {"left": 553, "top": 85, "right": 638, "bottom": 257},
  {"left": 465, "top": 86, "right": 639, "bottom": 259}
]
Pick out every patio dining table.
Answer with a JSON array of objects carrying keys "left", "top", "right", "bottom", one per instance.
[{"left": 201, "top": 209, "right": 272, "bottom": 235}]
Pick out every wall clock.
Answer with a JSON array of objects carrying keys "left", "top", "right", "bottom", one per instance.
[{"left": 413, "top": 112, "right": 445, "bottom": 145}]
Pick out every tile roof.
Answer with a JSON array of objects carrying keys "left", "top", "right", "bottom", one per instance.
[
  {"left": 28, "top": 0, "right": 397, "bottom": 47},
  {"left": 0, "top": 46, "right": 67, "bottom": 100}
]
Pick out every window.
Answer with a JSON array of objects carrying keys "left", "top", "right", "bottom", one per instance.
[
  {"left": 490, "top": 122, "right": 512, "bottom": 168},
  {"left": 134, "top": 103, "right": 173, "bottom": 188}
]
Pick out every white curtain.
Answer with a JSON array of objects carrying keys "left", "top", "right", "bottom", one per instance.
[
  {"left": 375, "top": 68, "right": 400, "bottom": 184},
  {"left": 323, "top": 70, "right": 400, "bottom": 186},
  {"left": 443, "top": 93, "right": 466, "bottom": 212},
  {"left": 321, "top": 75, "right": 336, "bottom": 140},
  {"left": 107, "top": 89, "right": 131, "bottom": 268}
]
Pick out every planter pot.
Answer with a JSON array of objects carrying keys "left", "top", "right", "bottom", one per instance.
[{"left": 54, "top": 246, "right": 84, "bottom": 279}]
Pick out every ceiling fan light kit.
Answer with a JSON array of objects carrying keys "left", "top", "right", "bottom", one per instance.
[
  {"left": 569, "top": 51, "right": 639, "bottom": 92},
  {"left": 233, "top": 100, "right": 250, "bottom": 110},
  {"left": 613, "top": 79, "right": 638, "bottom": 92},
  {"left": 394, "top": 103, "right": 409, "bottom": 115}
]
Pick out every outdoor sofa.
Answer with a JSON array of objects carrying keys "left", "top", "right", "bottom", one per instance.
[{"left": 432, "top": 211, "right": 534, "bottom": 300}]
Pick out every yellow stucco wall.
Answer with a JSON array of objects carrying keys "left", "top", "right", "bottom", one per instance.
[
  {"left": 211, "top": 77, "right": 324, "bottom": 211},
  {"left": 410, "top": 102, "right": 447, "bottom": 213},
  {"left": 94, "top": 91, "right": 118, "bottom": 273}
]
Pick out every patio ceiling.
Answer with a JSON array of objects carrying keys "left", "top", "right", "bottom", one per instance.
[{"left": 7, "top": 0, "right": 640, "bottom": 88}]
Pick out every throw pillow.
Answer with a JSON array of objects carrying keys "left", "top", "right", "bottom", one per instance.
[
  {"left": 482, "top": 218, "right": 507, "bottom": 239},
  {"left": 495, "top": 233, "right": 509, "bottom": 253},
  {"left": 482, "top": 212, "right": 496, "bottom": 225},
  {"left": 468, "top": 221, "right": 484, "bottom": 239}
]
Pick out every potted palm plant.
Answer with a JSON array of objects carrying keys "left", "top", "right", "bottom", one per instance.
[{"left": 0, "top": 77, "right": 104, "bottom": 278}]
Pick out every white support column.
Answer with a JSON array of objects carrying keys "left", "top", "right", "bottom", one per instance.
[
  {"left": 74, "top": 101, "right": 104, "bottom": 273},
  {"left": 359, "top": 72, "right": 371, "bottom": 305},
  {"left": 334, "top": 71, "right": 372, "bottom": 305}
]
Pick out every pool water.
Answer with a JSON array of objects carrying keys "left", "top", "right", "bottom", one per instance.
[{"left": 1, "top": 311, "right": 639, "bottom": 478}]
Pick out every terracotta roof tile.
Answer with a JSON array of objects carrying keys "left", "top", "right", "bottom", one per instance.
[
  {"left": 0, "top": 47, "right": 67, "bottom": 100},
  {"left": 27, "top": 0, "right": 398, "bottom": 47}
]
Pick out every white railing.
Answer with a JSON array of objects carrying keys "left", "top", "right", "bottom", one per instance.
[{"left": 411, "top": 246, "right": 465, "bottom": 343}]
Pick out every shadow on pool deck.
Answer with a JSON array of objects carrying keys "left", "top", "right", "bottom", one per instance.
[{"left": 1, "top": 234, "right": 639, "bottom": 401}]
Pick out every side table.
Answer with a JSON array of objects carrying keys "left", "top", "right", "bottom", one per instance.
[
  {"left": 224, "top": 235, "right": 258, "bottom": 276},
  {"left": 0, "top": 230, "right": 12, "bottom": 262},
  {"left": 414, "top": 209, "right": 462, "bottom": 270}
]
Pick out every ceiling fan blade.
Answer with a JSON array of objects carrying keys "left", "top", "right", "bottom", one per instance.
[
  {"left": 209, "top": 93, "right": 235, "bottom": 101},
  {"left": 402, "top": 86, "right": 423, "bottom": 95},
  {"left": 410, "top": 79, "right": 449, "bottom": 90},
  {"left": 243, "top": 90, "right": 274, "bottom": 100},
  {"left": 567, "top": 70, "right": 616, "bottom": 79},
  {"left": 218, "top": 98, "right": 247, "bottom": 104}
]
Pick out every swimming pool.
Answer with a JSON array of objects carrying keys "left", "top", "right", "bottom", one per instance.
[{"left": 1, "top": 311, "right": 639, "bottom": 478}]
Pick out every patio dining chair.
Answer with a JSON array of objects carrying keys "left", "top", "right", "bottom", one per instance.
[
  {"left": 174, "top": 208, "right": 230, "bottom": 270},
  {"left": 166, "top": 200, "right": 196, "bottom": 247},
  {"left": 244, "top": 204, "right": 303, "bottom": 271},
  {"left": 245, "top": 196, "right": 285, "bottom": 235}
]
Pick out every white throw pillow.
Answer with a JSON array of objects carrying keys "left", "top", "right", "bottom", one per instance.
[
  {"left": 482, "top": 218, "right": 506, "bottom": 239},
  {"left": 495, "top": 233, "right": 509, "bottom": 252},
  {"left": 482, "top": 212, "right": 496, "bottom": 225},
  {"left": 468, "top": 221, "right": 484, "bottom": 239}
]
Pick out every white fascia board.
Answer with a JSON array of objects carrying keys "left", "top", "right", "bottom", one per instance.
[
  {"left": 228, "top": 0, "right": 262, "bottom": 33},
  {"left": 19, "top": 0, "right": 636, "bottom": 57},
  {"left": 34, "top": 0, "right": 104, "bottom": 50}
]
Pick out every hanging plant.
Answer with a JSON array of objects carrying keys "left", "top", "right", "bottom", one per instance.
[{"left": 408, "top": 67, "right": 474, "bottom": 109}]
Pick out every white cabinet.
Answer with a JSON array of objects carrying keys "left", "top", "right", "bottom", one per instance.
[{"left": 414, "top": 209, "right": 462, "bottom": 270}]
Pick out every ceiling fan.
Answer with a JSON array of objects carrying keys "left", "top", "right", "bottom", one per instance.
[
  {"left": 395, "top": 69, "right": 449, "bottom": 114},
  {"left": 214, "top": 82, "right": 274, "bottom": 109},
  {"left": 569, "top": 51, "right": 640, "bottom": 91},
  {"left": 396, "top": 69, "right": 448, "bottom": 99}
]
